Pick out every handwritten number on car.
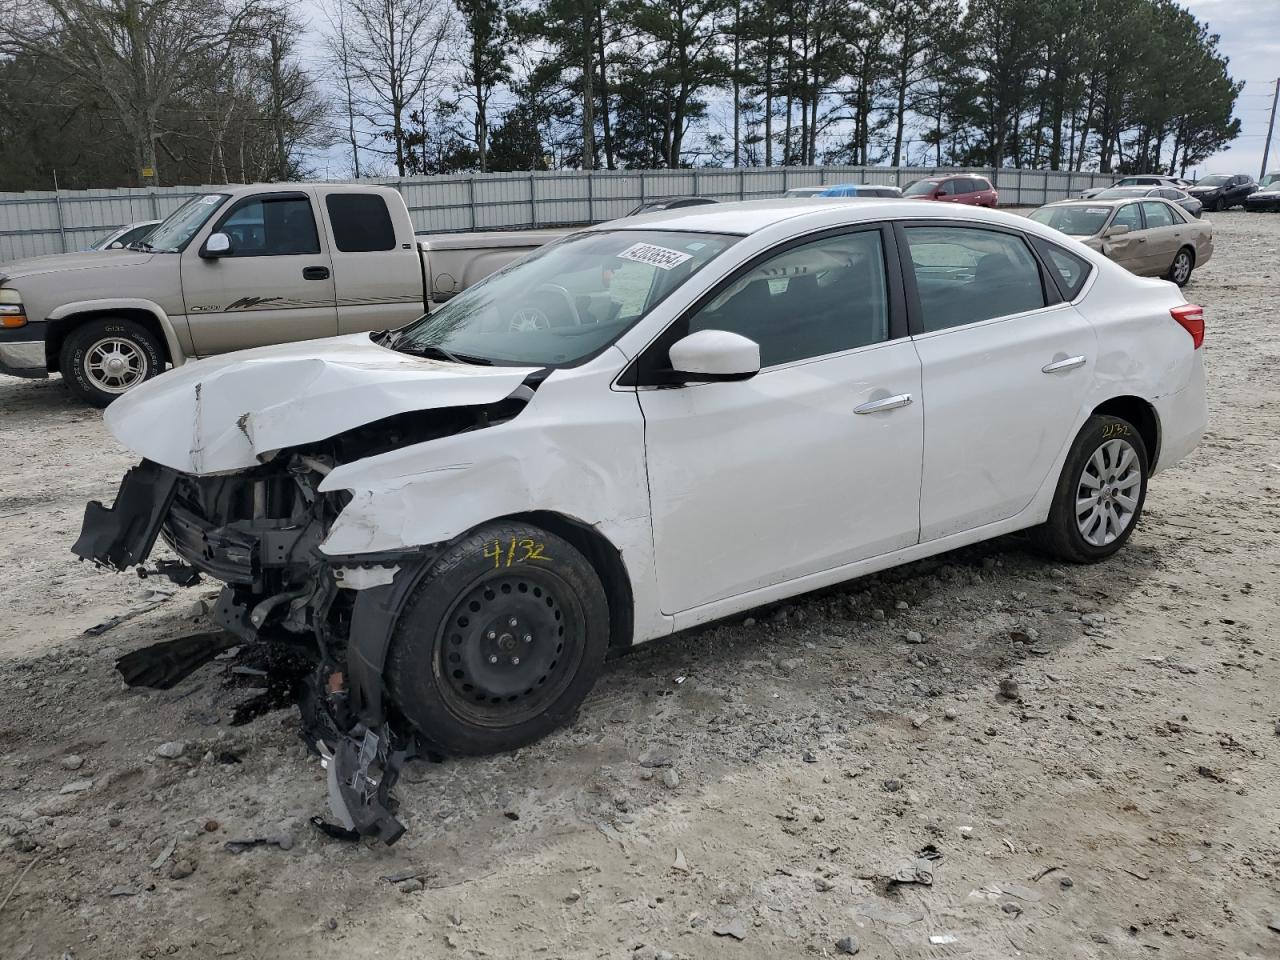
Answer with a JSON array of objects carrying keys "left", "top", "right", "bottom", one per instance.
[
  {"left": 484, "top": 538, "right": 549, "bottom": 568},
  {"left": 1101, "top": 423, "right": 1131, "bottom": 439}
]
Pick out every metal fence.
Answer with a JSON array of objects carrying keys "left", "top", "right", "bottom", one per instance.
[{"left": 0, "top": 166, "right": 1119, "bottom": 263}]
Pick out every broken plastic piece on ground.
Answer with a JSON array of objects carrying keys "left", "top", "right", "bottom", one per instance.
[
  {"left": 888, "top": 844, "right": 943, "bottom": 886},
  {"left": 319, "top": 728, "right": 408, "bottom": 845},
  {"left": 115, "top": 631, "right": 239, "bottom": 689},
  {"left": 83, "top": 590, "right": 173, "bottom": 636},
  {"left": 223, "top": 834, "right": 294, "bottom": 854},
  {"left": 310, "top": 816, "right": 362, "bottom": 842}
]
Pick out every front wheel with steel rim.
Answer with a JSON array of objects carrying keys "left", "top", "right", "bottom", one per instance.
[
  {"left": 385, "top": 522, "right": 609, "bottom": 756},
  {"left": 60, "top": 317, "right": 164, "bottom": 408},
  {"left": 1032, "top": 414, "right": 1150, "bottom": 563},
  {"left": 1167, "top": 247, "right": 1194, "bottom": 287}
]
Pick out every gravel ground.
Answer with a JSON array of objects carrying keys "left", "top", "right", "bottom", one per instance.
[{"left": 1, "top": 212, "right": 1277, "bottom": 960}]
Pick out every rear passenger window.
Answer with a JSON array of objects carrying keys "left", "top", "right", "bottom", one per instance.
[
  {"left": 689, "top": 230, "right": 890, "bottom": 367},
  {"left": 903, "top": 226, "right": 1046, "bottom": 332},
  {"left": 326, "top": 194, "right": 397, "bottom": 252},
  {"left": 1140, "top": 201, "right": 1175, "bottom": 228},
  {"left": 1031, "top": 237, "right": 1093, "bottom": 300}
]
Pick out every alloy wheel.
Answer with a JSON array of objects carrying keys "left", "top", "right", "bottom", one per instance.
[
  {"left": 1075, "top": 438, "right": 1142, "bottom": 546},
  {"left": 1172, "top": 251, "right": 1192, "bottom": 285},
  {"left": 83, "top": 337, "right": 148, "bottom": 394}
]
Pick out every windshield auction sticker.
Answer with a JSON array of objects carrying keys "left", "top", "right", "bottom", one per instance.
[{"left": 617, "top": 242, "right": 693, "bottom": 270}]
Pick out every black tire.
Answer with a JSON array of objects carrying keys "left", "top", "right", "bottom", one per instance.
[
  {"left": 385, "top": 521, "right": 609, "bottom": 756},
  {"left": 1166, "top": 246, "right": 1194, "bottom": 287},
  {"left": 60, "top": 317, "right": 164, "bottom": 408},
  {"left": 1031, "top": 414, "right": 1150, "bottom": 564}
]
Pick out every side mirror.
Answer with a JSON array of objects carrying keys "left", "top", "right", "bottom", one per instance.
[
  {"left": 1103, "top": 224, "right": 1130, "bottom": 238},
  {"left": 935, "top": 189, "right": 949, "bottom": 197},
  {"left": 200, "top": 231, "right": 233, "bottom": 259},
  {"left": 668, "top": 330, "right": 760, "bottom": 382}
]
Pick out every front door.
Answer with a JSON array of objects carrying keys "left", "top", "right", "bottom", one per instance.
[
  {"left": 181, "top": 191, "right": 338, "bottom": 356},
  {"left": 898, "top": 223, "right": 1096, "bottom": 541},
  {"left": 636, "top": 226, "right": 924, "bottom": 615},
  {"left": 1137, "top": 200, "right": 1181, "bottom": 275},
  {"left": 1100, "top": 201, "right": 1147, "bottom": 273}
]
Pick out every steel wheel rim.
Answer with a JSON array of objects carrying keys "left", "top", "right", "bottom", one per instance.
[
  {"left": 1075, "top": 438, "right": 1142, "bottom": 546},
  {"left": 435, "top": 569, "right": 584, "bottom": 728},
  {"left": 84, "top": 337, "right": 148, "bottom": 393},
  {"left": 1173, "top": 252, "right": 1191, "bottom": 284}
]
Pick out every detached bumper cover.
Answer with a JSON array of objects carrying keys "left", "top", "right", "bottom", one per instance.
[{"left": 72, "top": 461, "right": 178, "bottom": 569}]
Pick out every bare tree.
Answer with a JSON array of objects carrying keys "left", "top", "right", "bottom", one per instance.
[
  {"left": 258, "top": 6, "right": 335, "bottom": 180},
  {"left": 320, "top": 0, "right": 364, "bottom": 177},
  {"left": 323, "top": 0, "right": 456, "bottom": 176},
  {"left": 0, "top": 0, "right": 261, "bottom": 185}
]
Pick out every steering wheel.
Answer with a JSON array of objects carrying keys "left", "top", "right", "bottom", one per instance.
[{"left": 509, "top": 283, "right": 581, "bottom": 332}]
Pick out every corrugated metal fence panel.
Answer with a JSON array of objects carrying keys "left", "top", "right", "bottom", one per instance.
[{"left": 1, "top": 167, "right": 1123, "bottom": 263}]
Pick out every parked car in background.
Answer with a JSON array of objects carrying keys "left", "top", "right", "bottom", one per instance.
[
  {"left": 901, "top": 175, "right": 998, "bottom": 207},
  {"left": 74, "top": 198, "right": 1207, "bottom": 841},
  {"left": 1029, "top": 197, "right": 1211, "bottom": 286},
  {"left": 628, "top": 197, "right": 718, "bottom": 216},
  {"left": 87, "top": 220, "right": 161, "bottom": 251},
  {"left": 1244, "top": 172, "right": 1280, "bottom": 211},
  {"left": 1089, "top": 185, "right": 1202, "bottom": 218},
  {"left": 815, "top": 183, "right": 902, "bottom": 198},
  {"left": 1185, "top": 174, "right": 1257, "bottom": 211},
  {"left": 783, "top": 186, "right": 830, "bottom": 198},
  {"left": 0, "top": 183, "right": 566, "bottom": 405},
  {"left": 1079, "top": 175, "right": 1187, "bottom": 199}
]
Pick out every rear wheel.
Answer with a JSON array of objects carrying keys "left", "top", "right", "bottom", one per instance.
[
  {"left": 1167, "top": 247, "right": 1194, "bottom": 287},
  {"left": 60, "top": 317, "right": 163, "bottom": 407},
  {"left": 1032, "top": 414, "right": 1149, "bottom": 563},
  {"left": 384, "top": 522, "right": 609, "bottom": 755}
]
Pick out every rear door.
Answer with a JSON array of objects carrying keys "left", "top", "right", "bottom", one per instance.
[
  {"left": 322, "top": 190, "right": 427, "bottom": 335},
  {"left": 899, "top": 222, "right": 1096, "bottom": 540},
  {"left": 181, "top": 190, "right": 337, "bottom": 356}
]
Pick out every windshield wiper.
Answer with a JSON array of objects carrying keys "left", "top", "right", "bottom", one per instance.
[{"left": 401, "top": 342, "right": 493, "bottom": 366}]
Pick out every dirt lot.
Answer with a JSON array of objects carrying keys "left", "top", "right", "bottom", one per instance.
[{"left": 1, "top": 212, "right": 1277, "bottom": 960}]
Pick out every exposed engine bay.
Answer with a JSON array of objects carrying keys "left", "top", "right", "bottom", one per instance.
[{"left": 72, "top": 396, "right": 532, "bottom": 844}]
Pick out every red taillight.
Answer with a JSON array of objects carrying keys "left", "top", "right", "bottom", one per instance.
[{"left": 1170, "top": 304, "right": 1204, "bottom": 349}]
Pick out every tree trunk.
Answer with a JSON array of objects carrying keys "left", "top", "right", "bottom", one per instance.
[{"left": 596, "top": 7, "right": 613, "bottom": 169}]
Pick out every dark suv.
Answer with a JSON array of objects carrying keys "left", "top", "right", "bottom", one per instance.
[
  {"left": 902, "top": 175, "right": 999, "bottom": 207},
  {"left": 1186, "top": 174, "right": 1257, "bottom": 211}
]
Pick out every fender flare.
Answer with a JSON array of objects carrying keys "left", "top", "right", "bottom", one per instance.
[{"left": 45, "top": 298, "right": 189, "bottom": 367}]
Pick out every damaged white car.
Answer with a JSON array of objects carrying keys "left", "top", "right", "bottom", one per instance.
[{"left": 73, "top": 200, "right": 1207, "bottom": 842}]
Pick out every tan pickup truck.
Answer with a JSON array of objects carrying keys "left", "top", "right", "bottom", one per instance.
[{"left": 0, "top": 182, "right": 566, "bottom": 405}]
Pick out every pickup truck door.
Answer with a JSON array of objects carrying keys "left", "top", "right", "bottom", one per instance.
[
  {"left": 319, "top": 190, "right": 428, "bottom": 335},
  {"left": 181, "top": 190, "right": 337, "bottom": 356}
]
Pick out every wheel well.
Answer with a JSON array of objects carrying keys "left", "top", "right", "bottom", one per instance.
[
  {"left": 512, "top": 511, "right": 635, "bottom": 650},
  {"left": 46, "top": 309, "right": 172, "bottom": 374},
  {"left": 1179, "top": 244, "right": 1195, "bottom": 265},
  {"left": 1093, "top": 396, "right": 1161, "bottom": 469}
]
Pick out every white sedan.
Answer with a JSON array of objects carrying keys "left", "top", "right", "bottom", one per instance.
[{"left": 77, "top": 200, "right": 1207, "bottom": 840}]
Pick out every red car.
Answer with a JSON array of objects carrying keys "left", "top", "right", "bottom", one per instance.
[{"left": 902, "top": 175, "right": 999, "bottom": 207}]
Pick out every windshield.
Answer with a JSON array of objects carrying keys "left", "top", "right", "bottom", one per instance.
[
  {"left": 392, "top": 229, "right": 738, "bottom": 366},
  {"left": 1260, "top": 173, "right": 1280, "bottom": 188},
  {"left": 1028, "top": 205, "right": 1111, "bottom": 237},
  {"left": 902, "top": 179, "right": 940, "bottom": 196},
  {"left": 1194, "top": 175, "right": 1229, "bottom": 187},
  {"left": 145, "top": 194, "right": 229, "bottom": 252}
]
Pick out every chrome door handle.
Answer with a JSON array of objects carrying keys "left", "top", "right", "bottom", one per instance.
[
  {"left": 1042, "top": 355, "right": 1086, "bottom": 374},
  {"left": 854, "top": 393, "right": 913, "bottom": 414}
]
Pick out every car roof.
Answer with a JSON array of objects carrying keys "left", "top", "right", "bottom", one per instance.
[
  {"left": 591, "top": 198, "right": 1017, "bottom": 236},
  {"left": 1040, "top": 198, "right": 1153, "bottom": 209}
]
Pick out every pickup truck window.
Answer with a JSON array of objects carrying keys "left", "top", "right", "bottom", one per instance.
[
  {"left": 392, "top": 229, "right": 737, "bottom": 367},
  {"left": 146, "top": 193, "right": 229, "bottom": 252},
  {"left": 326, "top": 194, "right": 397, "bottom": 252},
  {"left": 218, "top": 195, "right": 321, "bottom": 257}
]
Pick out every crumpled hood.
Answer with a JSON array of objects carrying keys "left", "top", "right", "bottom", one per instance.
[
  {"left": 104, "top": 333, "right": 539, "bottom": 475},
  {"left": 0, "top": 249, "right": 155, "bottom": 282}
]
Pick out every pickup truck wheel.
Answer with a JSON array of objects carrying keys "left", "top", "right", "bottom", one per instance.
[
  {"left": 385, "top": 522, "right": 609, "bottom": 756},
  {"left": 61, "top": 318, "right": 163, "bottom": 407}
]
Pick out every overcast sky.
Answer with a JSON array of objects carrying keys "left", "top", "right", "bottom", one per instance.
[
  {"left": 302, "top": 0, "right": 1278, "bottom": 178},
  {"left": 1185, "top": 0, "right": 1278, "bottom": 177}
]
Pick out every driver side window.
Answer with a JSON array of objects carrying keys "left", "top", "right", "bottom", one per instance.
[
  {"left": 1112, "top": 203, "right": 1143, "bottom": 232},
  {"left": 218, "top": 196, "right": 321, "bottom": 257},
  {"left": 688, "top": 230, "right": 890, "bottom": 367}
]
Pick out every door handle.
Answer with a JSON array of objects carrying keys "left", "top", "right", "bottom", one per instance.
[
  {"left": 1042, "top": 355, "right": 1086, "bottom": 374},
  {"left": 303, "top": 266, "right": 330, "bottom": 280},
  {"left": 854, "top": 393, "right": 913, "bottom": 415}
]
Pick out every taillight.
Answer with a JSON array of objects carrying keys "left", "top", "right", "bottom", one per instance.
[{"left": 1170, "top": 303, "right": 1204, "bottom": 349}]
